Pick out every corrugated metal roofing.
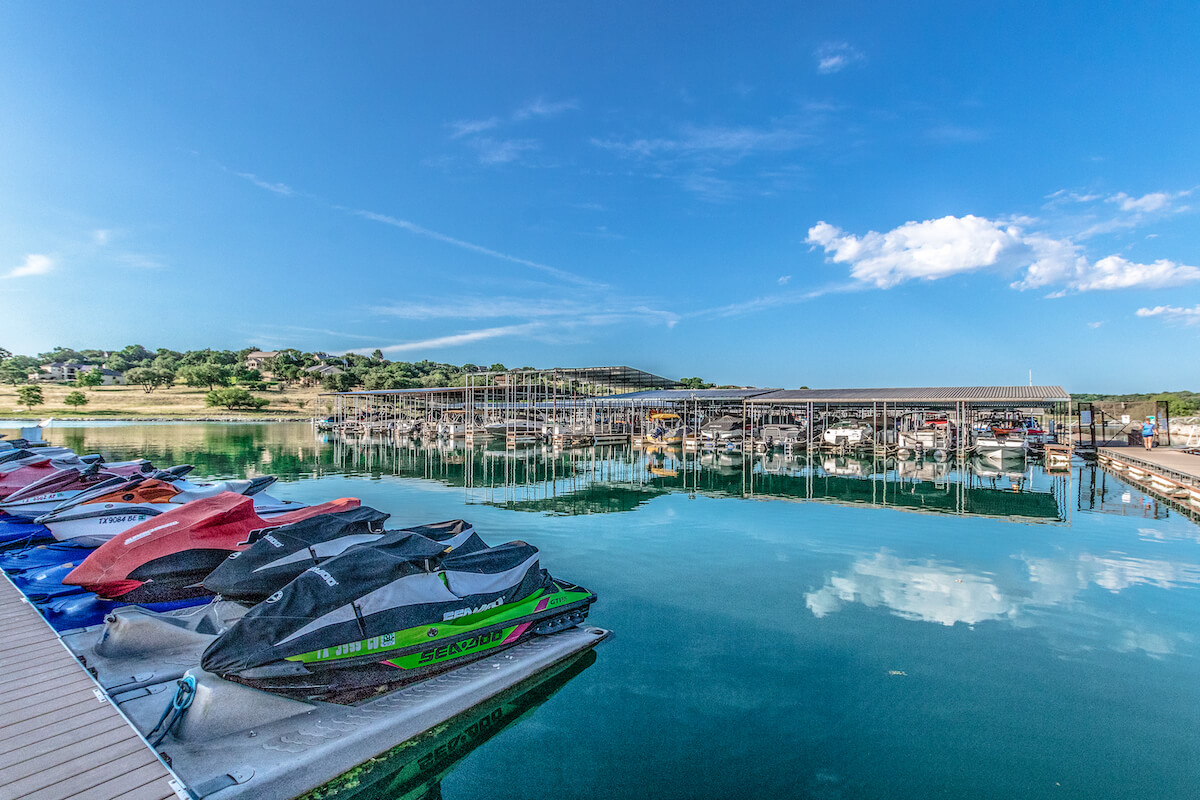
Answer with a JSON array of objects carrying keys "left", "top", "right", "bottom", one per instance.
[
  {"left": 747, "top": 386, "right": 1070, "bottom": 403},
  {"left": 584, "top": 388, "right": 777, "bottom": 403}
]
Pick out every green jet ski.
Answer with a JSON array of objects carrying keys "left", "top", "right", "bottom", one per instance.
[{"left": 200, "top": 531, "right": 596, "bottom": 699}]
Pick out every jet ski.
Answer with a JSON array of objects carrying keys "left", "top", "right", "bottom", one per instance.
[
  {"left": 203, "top": 511, "right": 482, "bottom": 604},
  {"left": 200, "top": 535, "right": 596, "bottom": 698},
  {"left": 63, "top": 492, "right": 362, "bottom": 604},
  {"left": 0, "top": 447, "right": 77, "bottom": 470},
  {"left": 36, "top": 471, "right": 305, "bottom": 547},
  {"left": 0, "top": 460, "right": 158, "bottom": 519},
  {"left": 0, "top": 454, "right": 148, "bottom": 500}
]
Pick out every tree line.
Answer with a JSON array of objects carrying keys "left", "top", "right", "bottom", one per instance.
[{"left": 0, "top": 345, "right": 715, "bottom": 396}]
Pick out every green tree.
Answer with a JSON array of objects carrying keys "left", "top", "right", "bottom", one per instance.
[
  {"left": 63, "top": 391, "right": 89, "bottom": 408},
  {"left": 126, "top": 367, "right": 174, "bottom": 393},
  {"left": 75, "top": 369, "right": 104, "bottom": 388},
  {"left": 16, "top": 385, "right": 44, "bottom": 411},
  {"left": 205, "top": 387, "right": 270, "bottom": 410},
  {"left": 0, "top": 362, "right": 28, "bottom": 385},
  {"left": 678, "top": 377, "right": 714, "bottom": 389},
  {"left": 178, "top": 363, "right": 231, "bottom": 391}
]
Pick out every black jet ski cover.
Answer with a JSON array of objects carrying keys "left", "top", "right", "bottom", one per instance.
[
  {"left": 202, "top": 510, "right": 483, "bottom": 604},
  {"left": 201, "top": 538, "right": 549, "bottom": 675}
]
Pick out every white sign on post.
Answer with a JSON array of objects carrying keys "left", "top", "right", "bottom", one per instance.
[
  {"left": 1080, "top": 411, "right": 1092, "bottom": 425},
  {"left": 1121, "top": 415, "right": 1131, "bottom": 424}
]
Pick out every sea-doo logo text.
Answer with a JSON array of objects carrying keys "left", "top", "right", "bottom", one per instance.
[
  {"left": 417, "top": 630, "right": 505, "bottom": 664},
  {"left": 442, "top": 598, "right": 504, "bottom": 621},
  {"left": 262, "top": 534, "right": 283, "bottom": 548},
  {"left": 307, "top": 566, "right": 338, "bottom": 587}
]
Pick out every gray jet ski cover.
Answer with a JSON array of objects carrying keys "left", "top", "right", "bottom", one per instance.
[{"left": 200, "top": 538, "right": 547, "bottom": 674}]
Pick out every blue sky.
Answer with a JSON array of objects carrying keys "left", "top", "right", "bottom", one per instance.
[{"left": 1, "top": 2, "right": 1198, "bottom": 392}]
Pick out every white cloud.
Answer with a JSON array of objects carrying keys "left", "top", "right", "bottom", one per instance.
[
  {"left": 1087, "top": 321, "right": 1105, "bottom": 329},
  {"left": 807, "top": 215, "right": 1022, "bottom": 288},
  {"left": 1108, "top": 191, "right": 1175, "bottom": 213},
  {"left": 3, "top": 253, "right": 54, "bottom": 279},
  {"left": 92, "top": 229, "right": 111, "bottom": 245},
  {"left": 815, "top": 42, "right": 865, "bottom": 74},
  {"left": 1136, "top": 304, "right": 1200, "bottom": 326},
  {"left": 1070, "top": 255, "right": 1200, "bottom": 291},
  {"left": 808, "top": 213, "right": 1200, "bottom": 294},
  {"left": 777, "top": 275, "right": 791, "bottom": 285}
]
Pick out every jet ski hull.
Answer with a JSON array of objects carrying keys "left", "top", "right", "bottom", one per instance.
[{"left": 220, "top": 582, "right": 596, "bottom": 698}]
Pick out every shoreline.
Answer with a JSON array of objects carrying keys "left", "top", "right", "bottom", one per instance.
[{"left": 0, "top": 415, "right": 312, "bottom": 424}]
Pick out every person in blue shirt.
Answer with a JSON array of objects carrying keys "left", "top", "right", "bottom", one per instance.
[{"left": 1142, "top": 418, "right": 1157, "bottom": 450}]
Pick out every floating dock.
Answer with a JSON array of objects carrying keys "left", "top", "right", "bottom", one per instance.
[
  {"left": 1096, "top": 447, "right": 1200, "bottom": 517},
  {"left": 0, "top": 574, "right": 181, "bottom": 800}
]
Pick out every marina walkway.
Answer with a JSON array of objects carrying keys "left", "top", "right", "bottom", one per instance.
[
  {"left": 0, "top": 574, "right": 180, "bottom": 800},
  {"left": 1097, "top": 446, "right": 1200, "bottom": 488}
]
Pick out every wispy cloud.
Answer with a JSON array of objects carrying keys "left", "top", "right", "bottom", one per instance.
[
  {"left": 350, "top": 323, "right": 541, "bottom": 355},
  {"left": 926, "top": 124, "right": 986, "bottom": 144},
  {"left": 1136, "top": 305, "right": 1200, "bottom": 326},
  {"left": 590, "top": 119, "right": 818, "bottom": 200},
  {"left": 511, "top": 97, "right": 578, "bottom": 120},
  {"left": 471, "top": 137, "right": 539, "bottom": 165},
  {"left": 232, "top": 170, "right": 295, "bottom": 196},
  {"left": 345, "top": 208, "right": 603, "bottom": 288},
  {"left": 446, "top": 97, "right": 577, "bottom": 165},
  {"left": 777, "top": 275, "right": 792, "bottom": 285},
  {"left": 3, "top": 253, "right": 54, "bottom": 279},
  {"left": 448, "top": 117, "right": 500, "bottom": 139},
  {"left": 815, "top": 42, "right": 865, "bottom": 75},
  {"left": 1087, "top": 321, "right": 1105, "bottom": 329}
]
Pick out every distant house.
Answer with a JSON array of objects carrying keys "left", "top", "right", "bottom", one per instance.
[
  {"left": 244, "top": 351, "right": 280, "bottom": 374},
  {"left": 32, "top": 363, "right": 124, "bottom": 384},
  {"left": 87, "top": 367, "right": 126, "bottom": 386}
]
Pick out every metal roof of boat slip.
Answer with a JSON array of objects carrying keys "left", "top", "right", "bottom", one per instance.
[
  {"left": 748, "top": 386, "right": 1071, "bottom": 404},
  {"left": 0, "top": 573, "right": 181, "bottom": 800}
]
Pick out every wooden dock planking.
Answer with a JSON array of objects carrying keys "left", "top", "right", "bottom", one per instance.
[{"left": 0, "top": 574, "right": 180, "bottom": 800}]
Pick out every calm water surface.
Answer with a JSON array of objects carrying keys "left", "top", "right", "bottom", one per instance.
[{"left": 10, "top": 422, "right": 1200, "bottom": 799}]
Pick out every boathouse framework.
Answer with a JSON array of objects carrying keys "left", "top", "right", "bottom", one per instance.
[{"left": 321, "top": 372, "right": 1071, "bottom": 454}]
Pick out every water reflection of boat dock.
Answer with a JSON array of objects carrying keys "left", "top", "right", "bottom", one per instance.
[{"left": 325, "top": 435, "right": 1069, "bottom": 522}]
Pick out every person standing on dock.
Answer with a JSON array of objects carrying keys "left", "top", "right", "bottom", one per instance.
[{"left": 1142, "top": 417, "right": 1157, "bottom": 450}]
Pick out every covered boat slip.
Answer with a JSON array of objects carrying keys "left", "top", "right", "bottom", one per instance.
[
  {"left": 322, "top": 371, "right": 1071, "bottom": 455},
  {"left": 0, "top": 573, "right": 181, "bottom": 800}
]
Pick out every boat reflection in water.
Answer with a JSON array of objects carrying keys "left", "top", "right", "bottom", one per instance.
[
  {"left": 323, "top": 433, "right": 1068, "bottom": 523},
  {"left": 306, "top": 650, "right": 597, "bottom": 800}
]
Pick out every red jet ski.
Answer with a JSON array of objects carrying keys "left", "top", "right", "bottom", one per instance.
[{"left": 63, "top": 492, "right": 361, "bottom": 604}]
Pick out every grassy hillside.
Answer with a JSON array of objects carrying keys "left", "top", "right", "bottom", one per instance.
[{"left": 0, "top": 383, "right": 335, "bottom": 420}]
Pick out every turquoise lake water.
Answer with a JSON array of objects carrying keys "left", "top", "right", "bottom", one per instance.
[{"left": 10, "top": 422, "right": 1200, "bottom": 799}]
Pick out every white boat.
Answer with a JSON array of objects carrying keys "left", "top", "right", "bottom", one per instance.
[
  {"left": 973, "top": 424, "right": 1028, "bottom": 459},
  {"left": 822, "top": 420, "right": 873, "bottom": 447},
  {"left": 699, "top": 414, "right": 745, "bottom": 443},
  {"left": 760, "top": 423, "right": 804, "bottom": 447}
]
